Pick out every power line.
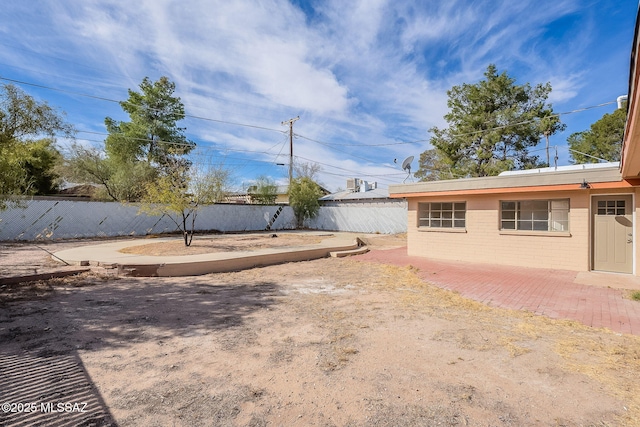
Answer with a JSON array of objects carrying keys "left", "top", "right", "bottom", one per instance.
[
  {"left": 2, "top": 70, "right": 429, "bottom": 148},
  {"left": 72, "top": 129, "right": 287, "bottom": 156},
  {"left": 75, "top": 128, "right": 402, "bottom": 175},
  {"left": 3, "top": 75, "right": 622, "bottom": 154},
  {"left": 294, "top": 101, "right": 619, "bottom": 171},
  {"left": 62, "top": 135, "right": 324, "bottom": 171},
  {"left": 70, "top": 129, "right": 405, "bottom": 177},
  {"left": 293, "top": 155, "right": 402, "bottom": 184},
  {"left": 294, "top": 133, "right": 427, "bottom": 147},
  {"left": 293, "top": 102, "right": 617, "bottom": 148},
  {"left": 6, "top": 75, "right": 621, "bottom": 154},
  {"left": 561, "top": 146, "right": 613, "bottom": 163},
  {"left": 0, "top": 76, "right": 285, "bottom": 134},
  {"left": 294, "top": 133, "right": 403, "bottom": 172},
  {"left": 441, "top": 101, "right": 618, "bottom": 139},
  {"left": 5, "top": 75, "right": 626, "bottom": 186}
]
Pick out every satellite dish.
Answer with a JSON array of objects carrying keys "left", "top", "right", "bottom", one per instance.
[
  {"left": 401, "top": 155, "right": 414, "bottom": 183},
  {"left": 401, "top": 156, "right": 414, "bottom": 172}
]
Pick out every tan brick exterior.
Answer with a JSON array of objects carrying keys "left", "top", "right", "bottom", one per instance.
[
  {"left": 634, "top": 188, "right": 640, "bottom": 272},
  {"left": 406, "top": 188, "right": 638, "bottom": 274}
]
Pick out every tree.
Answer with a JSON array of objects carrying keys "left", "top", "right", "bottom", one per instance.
[
  {"left": 191, "top": 164, "right": 232, "bottom": 204},
  {"left": 420, "top": 65, "right": 564, "bottom": 178},
  {"left": 105, "top": 76, "right": 195, "bottom": 169},
  {"left": 288, "top": 177, "right": 323, "bottom": 228},
  {"left": 65, "top": 143, "right": 155, "bottom": 201},
  {"left": 2, "top": 139, "right": 62, "bottom": 197},
  {"left": 141, "top": 160, "right": 195, "bottom": 246},
  {"left": 294, "top": 161, "right": 322, "bottom": 181},
  {"left": 0, "top": 84, "right": 74, "bottom": 208},
  {"left": 414, "top": 148, "right": 453, "bottom": 181},
  {"left": 568, "top": 106, "right": 627, "bottom": 163},
  {"left": 249, "top": 175, "right": 278, "bottom": 205},
  {"left": 68, "top": 77, "right": 194, "bottom": 202},
  {"left": 140, "top": 161, "right": 230, "bottom": 246},
  {"left": 15, "top": 139, "right": 63, "bottom": 194}
]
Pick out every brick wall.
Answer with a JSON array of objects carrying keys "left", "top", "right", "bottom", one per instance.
[{"left": 407, "top": 190, "right": 608, "bottom": 272}]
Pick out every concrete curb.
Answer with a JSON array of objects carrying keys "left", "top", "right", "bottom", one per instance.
[
  {"left": 53, "top": 232, "right": 363, "bottom": 277},
  {"left": 0, "top": 268, "right": 91, "bottom": 285}
]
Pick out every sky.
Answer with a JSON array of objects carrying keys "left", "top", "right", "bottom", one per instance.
[{"left": 0, "top": 0, "right": 638, "bottom": 192}]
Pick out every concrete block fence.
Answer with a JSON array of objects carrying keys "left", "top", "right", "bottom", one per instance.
[
  {"left": 0, "top": 199, "right": 407, "bottom": 241},
  {"left": 308, "top": 201, "right": 408, "bottom": 234}
]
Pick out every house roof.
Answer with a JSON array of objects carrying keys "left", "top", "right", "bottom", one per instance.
[
  {"left": 389, "top": 164, "right": 640, "bottom": 198},
  {"left": 320, "top": 187, "right": 391, "bottom": 201},
  {"left": 621, "top": 4, "right": 640, "bottom": 178},
  {"left": 277, "top": 184, "right": 331, "bottom": 195}
]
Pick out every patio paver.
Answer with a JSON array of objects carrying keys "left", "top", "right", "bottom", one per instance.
[{"left": 357, "top": 247, "right": 640, "bottom": 336}]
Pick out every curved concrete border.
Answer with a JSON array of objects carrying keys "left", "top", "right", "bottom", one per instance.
[{"left": 53, "top": 232, "right": 365, "bottom": 277}]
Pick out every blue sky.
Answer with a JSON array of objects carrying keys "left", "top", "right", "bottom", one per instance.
[{"left": 0, "top": 0, "right": 637, "bottom": 192}]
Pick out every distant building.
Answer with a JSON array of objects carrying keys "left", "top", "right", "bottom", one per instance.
[
  {"left": 310, "top": 178, "right": 407, "bottom": 234},
  {"left": 227, "top": 183, "right": 330, "bottom": 205},
  {"left": 320, "top": 179, "right": 396, "bottom": 206}
]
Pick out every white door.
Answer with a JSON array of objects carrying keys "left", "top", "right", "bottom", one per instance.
[{"left": 592, "top": 195, "right": 633, "bottom": 274}]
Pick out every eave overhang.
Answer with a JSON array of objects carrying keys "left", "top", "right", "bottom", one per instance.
[
  {"left": 620, "top": 4, "right": 640, "bottom": 179},
  {"left": 389, "top": 166, "right": 637, "bottom": 199}
]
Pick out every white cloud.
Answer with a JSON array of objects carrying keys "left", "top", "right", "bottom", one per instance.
[
  {"left": 546, "top": 74, "right": 584, "bottom": 104},
  {"left": 0, "top": 0, "right": 633, "bottom": 191},
  {"left": 32, "top": 0, "right": 346, "bottom": 117}
]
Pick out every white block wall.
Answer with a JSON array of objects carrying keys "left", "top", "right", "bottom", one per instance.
[
  {"left": 0, "top": 199, "right": 407, "bottom": 240},
  {"left": 0, "top": 200, "right": 296, "bottom": 240},
  {"left": 309, "top": 200, "right": 407, "bottom": 234}
]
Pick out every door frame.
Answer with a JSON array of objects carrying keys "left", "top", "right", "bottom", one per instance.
[{"left": 590, "top": 193, "right": 635, "bottom": 274}]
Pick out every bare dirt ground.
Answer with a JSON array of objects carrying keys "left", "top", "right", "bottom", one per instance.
[
  {"left": 118, "top": 233, "right": 327, "bottom": 256},
  {"left": 2, "top": 233, "right": 640, "bottom": 426}
]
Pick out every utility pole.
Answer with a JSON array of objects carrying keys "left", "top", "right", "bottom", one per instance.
[
  {"left": 281, "top": 116, "right": 299, "bottom": 188},
  {"left": 544, "top": 130, "right": 550, "bottom": 167}
]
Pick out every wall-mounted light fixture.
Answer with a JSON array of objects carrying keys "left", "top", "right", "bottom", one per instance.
[{"left": 580, "top": 179, "right": 591, "bottom": 189}]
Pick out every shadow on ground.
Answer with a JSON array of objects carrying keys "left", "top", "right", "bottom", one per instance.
[
  {"left": 0, "top": 275, "right": 281, "bottom": 426},
  {"left": 0, "top": 351, "right": 116, "bottom": 426}
]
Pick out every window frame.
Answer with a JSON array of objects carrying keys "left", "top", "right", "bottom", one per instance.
[
  {"left": 417, "top": 201, "right": 466, "bottom": 230},
  {"left": 499, "top": 199, "right": 569, "bottom": 233}
]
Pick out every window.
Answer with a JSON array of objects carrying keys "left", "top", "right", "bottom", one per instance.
[
  {"left": 500, "top": 199, "right": 569, "bottom": 232},
  {"left": 596, "top": 200, "right": 625, "bottom": 215},
  {"left": 418, "top": 202, "right": 466, "bottom": 228}
]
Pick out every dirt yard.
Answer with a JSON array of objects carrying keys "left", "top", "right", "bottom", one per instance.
[
  {"left": 118, "top": 233, "right": 327, "bottom": 256},
  {"left": 2, "top": 233, "right": 640, "bottom": 426}
]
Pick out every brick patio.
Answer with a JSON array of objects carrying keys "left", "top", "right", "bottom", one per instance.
[{"left": 357, "top": 247, "right": 640, "bottom": 335}]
